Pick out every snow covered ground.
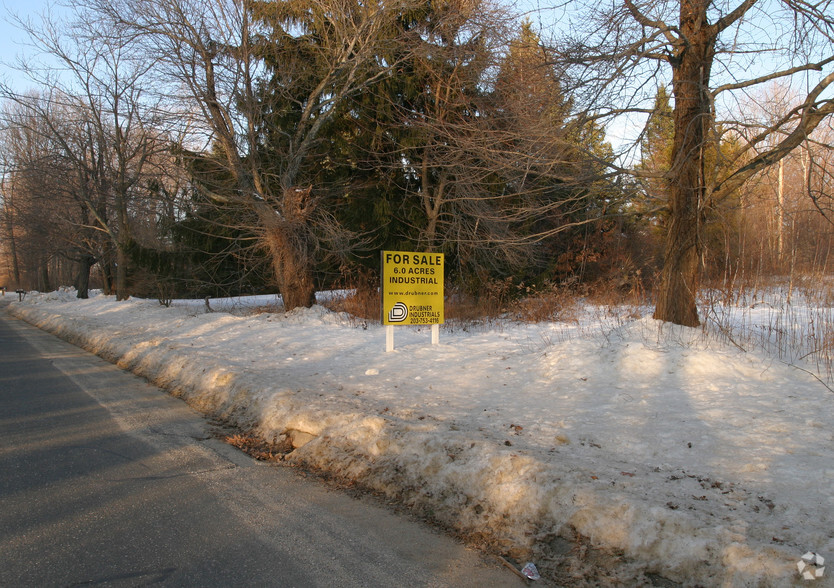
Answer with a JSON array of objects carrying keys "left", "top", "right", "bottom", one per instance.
[{"left": 7, "top": 288, "right": 834, "bottom": 587}]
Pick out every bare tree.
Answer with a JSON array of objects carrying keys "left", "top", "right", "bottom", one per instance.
[
  {"left": 544, "top": 0, "right": 834, "bottom": 325},
  {"left": 0, "top": 98, "right": 76, "bottom": 291},
  {"left": 3, "top": 3, "right": 173, "bottom": 299},
  {"left": 84, "top": 0, "right": 424, "bottom": 309},
  {"left": 2, "top": 96, "right": 100, "bottom": 293},
  {"left": 737, "top": 114, "right": 834, "bottom": 278},
  {"left": 0, "top": 138, "right": 23, "bottom": 288}
]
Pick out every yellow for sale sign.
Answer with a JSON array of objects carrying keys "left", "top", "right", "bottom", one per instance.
[{"left": 381, "top": 250, "right": 444, "bottom": 326}]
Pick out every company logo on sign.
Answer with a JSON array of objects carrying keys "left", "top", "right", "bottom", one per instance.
[
  {"left": 381, "top": 251, "right": 444, "bottom": 326},
  {"left": 388, "top": 302, "right": 409, "bottom": 322}
]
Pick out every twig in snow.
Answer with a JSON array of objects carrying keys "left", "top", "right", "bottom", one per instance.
[
  {"left": 781, "top": 360, "right": 834, "bottom": 394},
  {"left": 497, "top": 555, "right": 531, "bottom": 582}
]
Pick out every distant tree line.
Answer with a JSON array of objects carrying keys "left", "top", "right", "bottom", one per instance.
[{"left": 1, "top": 0, "right": 833, "bottom": 325}]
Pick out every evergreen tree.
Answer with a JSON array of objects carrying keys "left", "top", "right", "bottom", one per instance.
[
  {"left": 638, "top": 86, "right": 674, "bottom": 215},
  {"left": 485, "top": 21, "right": 620, "bottom": 286},
  {"left": 635, "top": 86, "right": 675, "bottom": 246}
]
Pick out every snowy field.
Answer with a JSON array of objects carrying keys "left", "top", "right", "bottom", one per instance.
[{"left": 7, "top": 288, "right": 834, "bottom": 587}]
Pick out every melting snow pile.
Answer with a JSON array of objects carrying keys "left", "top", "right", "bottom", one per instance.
[{"left": 9, "top": 289, "right": 834, "bottom": 586}]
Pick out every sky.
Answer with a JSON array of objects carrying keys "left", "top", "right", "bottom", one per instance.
[
  {"left": 0, "top": 0, "right": 829, "bottom": 178},
  {"left": 0, "top": 0, "right": 56, "bottom": 94},
  {"left": 0, "top": 0, "right": 641, "bottom": 158},
  {"left": 8, "top": 287, "right": 834, "bottom": 585}
]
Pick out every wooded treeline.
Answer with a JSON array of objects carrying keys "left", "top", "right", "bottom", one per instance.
[{"left": 1, "top": 0, "right": 833, "bottom": 325}]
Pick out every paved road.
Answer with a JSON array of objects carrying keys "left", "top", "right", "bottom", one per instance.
[{"left": 0, "top": 306, "right": 521, "bottom": 587}]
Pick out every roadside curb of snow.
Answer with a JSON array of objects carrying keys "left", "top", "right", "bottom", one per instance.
[{"left": 8, "top": 302, "right": 802, "bottom": 587}]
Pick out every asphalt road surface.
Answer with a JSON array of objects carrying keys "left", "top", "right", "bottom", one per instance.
[{"left": 0, "top": 303, "right": 522, "bottom": 587}]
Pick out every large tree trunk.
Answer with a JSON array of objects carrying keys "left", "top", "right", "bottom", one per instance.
[
  {"left": 653, "top": 0, "right": 715, "bottom": 327},
  {"left": 74, "top": 253, "right": 96, "bottom": 299},
  {"left": 654, "top": 197, "right": 701, "bottom": 326},
  {"left": 115, "top": 245, "right": 129, "bottom": 300},
  {"left": 38, "top": 254, "right": 51, "bottom": 292},
  {"left": 4, "top": 215, "right": 21, "bottom": 287},
  {"left": 266, "top": 226, "right": 316, "bottom": 310},
  {"left": 100, "top": 252, "right": 114, "bottom": 295},
  {"left": 262, "top": 187, "right": 317, "bottom": 311}
]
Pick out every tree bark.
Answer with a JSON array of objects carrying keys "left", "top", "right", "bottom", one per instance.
[
  {"left": 100, "top": 248, "right": 114, "bottom": 295},
  {"left": 74, "top": 253, "right": 96, "bottom": 299},
  {"left": 115, "top": 245, "right": 129, "bottom": 300},
  {"left": 261, "top": 187, "right": 317, "bottom": 310},
  {"left": 653, "top": 0, "right": 715, "bottom": 327},
  {"left": 266, "top": 227, "right": 317, "bottom": 310},
  {"left": 38, "top": 254, "right": 51, "bottom": 293},
  {"left": 3, "top": 208, "right": 21, "bottom": 287}
]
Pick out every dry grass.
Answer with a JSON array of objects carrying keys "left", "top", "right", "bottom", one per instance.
[
  {"left": 321, "top": 274, "right": 649, "bottom": 328},
  {"left": 245, "top": 303, "right": 283, "bottom": 315},
  {"left": 222, "top": 432, "right": 293, "bottom": 461},
  {"left": 444, "top": 279, "right": 584, "bottom": 325},
  {"left": 509, "top": 286, "right": 582, "bottom": 323},
  {"left": 701, "top": 273, "right": 834, "bottom": 386},
  {"left": 324, "top": 287, "right": 381, "bottom": 321}
]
